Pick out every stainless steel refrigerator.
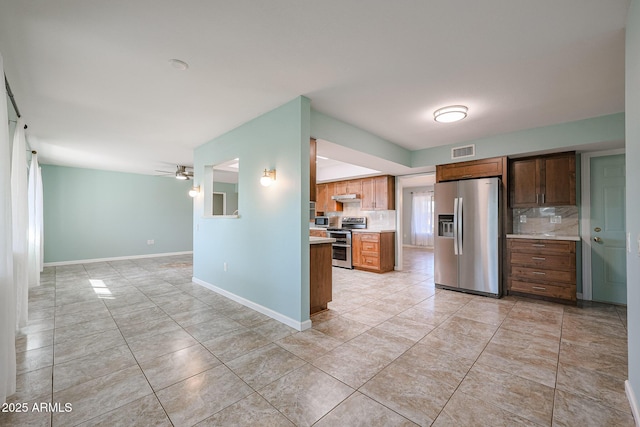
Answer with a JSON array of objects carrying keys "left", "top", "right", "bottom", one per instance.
[{"left": 434, "top": 177, "right": 501, "bottom": 297}]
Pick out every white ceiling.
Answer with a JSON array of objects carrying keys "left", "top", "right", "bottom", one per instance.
[{"left": 0, "top": 1, "right": 630, "bottom": 177}]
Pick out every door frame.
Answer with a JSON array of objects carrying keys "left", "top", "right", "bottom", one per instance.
[
  {"left": 395, "top": 172, "right": 436, "bottom": 271},
  {"left": 580, "top": 148, "right": 625, "bottom": 301}
]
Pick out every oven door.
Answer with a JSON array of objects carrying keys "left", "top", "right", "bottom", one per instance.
[
  {"left": 328, "top": 230, "right": 352, "bottom": 269},
  {"left": 331, "top": 243, "right": 352, "bottom": 268}
]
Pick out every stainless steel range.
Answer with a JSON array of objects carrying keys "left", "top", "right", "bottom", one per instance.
[{"left": 328, "top": 217, "right": 367, "bottom": 269}]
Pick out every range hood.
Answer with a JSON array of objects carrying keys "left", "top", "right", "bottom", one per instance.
[{"left": 331, "top": 194, "right": 360, "bottom": 202}]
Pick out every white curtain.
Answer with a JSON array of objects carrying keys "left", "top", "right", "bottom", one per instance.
[
  {"left": 410, "top": 191, "right": 434, "bottom": 247},
  {"left": 12, "top": 118, "right": 29, "bottom": 328},
  {"left": 1, "top": 55, "right": 18, "bottom": 404},
  {"left": 27, "top": 152, "right": 43, "bottom": 287}
]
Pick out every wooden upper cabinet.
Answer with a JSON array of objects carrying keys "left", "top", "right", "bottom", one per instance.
[
  {"left": 510, "top": 152, "right": 576, "bottom": 208},
  {"left": 334, "top": 179, "right": 361, "bottom": 197},
  {"left": 361, "top": 175, "right": 395, "bottom": 210},
  {"left": 543, "top": 154, "right": 576, "bottom": 206},
  {"left": 510, "top": 158, "right": 538, "bottom": 207},
  {"left": 310, "top": 138, "right": 317, "bottom": 202},
  {"left": 436, "top": 156, "right": 506, "bottom": 182},
  {"left": 315, "top": 182, "right": 343, "bottom": 214},
  {"left": 346, "top": 179, "right": 362, "bottom": 195},
  {"left": 334, "top": 181, "right": 347, "bottom": 195}
]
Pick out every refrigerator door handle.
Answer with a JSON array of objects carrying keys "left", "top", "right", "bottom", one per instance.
[
  {"left": 453, "top": 197, "right": 459, "bottom": 255},
  {"left": 458, "top": 197, "right": 463, "bottom": 255}
]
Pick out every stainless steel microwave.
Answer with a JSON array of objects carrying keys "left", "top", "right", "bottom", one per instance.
[{"left": 314, "top": 216, "right": 338, "bottom": 228}]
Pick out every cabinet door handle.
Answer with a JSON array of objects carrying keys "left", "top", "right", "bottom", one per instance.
[
  {"left": 531, "top": 257, "right": 546, "bottom": 261},
  {"left": 542, "top": 194, "right": 545, "bottom": 204},
  {"left": 461, "top": 174, "right": 472, "bottom": 178},
  {"left": 532, "top": 244, "right": 545, "bottom": 247},
  {"left": 536, "top": 194, "right": 539, "bottom": 204},
  {"left": 532, "top": 272, "right": 546, "bottom": 275},
  {"left": 532, "top": 286, "right": 546, "bottom": 290}
]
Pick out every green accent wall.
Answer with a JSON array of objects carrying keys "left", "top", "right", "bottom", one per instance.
[
  {"left": 411, "top": 113, "right": 625, "bottom": 168},
  {"left": 42, "top": 165, "right": 193, "bottom": 263},
  {"left": 626, "top": 0, "right": 640, "bottom": 405},
  {"left": 193, "top": 96, "right": 311, "bottom": 325}
]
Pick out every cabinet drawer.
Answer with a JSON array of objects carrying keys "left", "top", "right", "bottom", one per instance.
[
  {"left": 510, "top": 266, "right": 575, "bottom": 284},
  {"left": 361, "top": 254, "right": 380, "bottom": 268},
  {"left": 358, "top": 233, "right": 380, "bottom": 242},
  {"left": 361, "top": 241, "right": 379, "bottom": 252},
  {"left": 507, "top": 239, "right": 574, "bottom": 254},
  {"left": 510, "top": 252, "right": 575, "bottom": 270},
  {"left": 510, "top": 280, "right": 576, "bottom": 301}
]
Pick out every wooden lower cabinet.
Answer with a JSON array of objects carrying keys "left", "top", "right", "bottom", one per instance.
[
  {"left": 310, "top": 242, "right": 332, "bottom": 314},
  {"left": 507, "top": 238, "right": 577, "bottom": 303},
  {"left": 352, "top": 231, "right": 395, "bottom": 273}
]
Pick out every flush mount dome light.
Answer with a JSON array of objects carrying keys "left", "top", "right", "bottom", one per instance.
[
  {"left": 169, "top": 59, "right": 189, "bottom": 70},
  {"left": 434, "top": 105, "right": 468, "bottom": 123}
]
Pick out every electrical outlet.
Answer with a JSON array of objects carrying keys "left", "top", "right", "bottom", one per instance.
[
  {"left": 147, "top": 239, "right": 155, "bottom": 245},
  {"left": 550, "top": 216, "right": 562, "bottom": 224},
  {"left": 519, "top": 215, "right": 527, "bottom": 223}
]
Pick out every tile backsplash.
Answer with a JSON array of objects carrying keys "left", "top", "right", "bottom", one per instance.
[
  {"left": 512, "top": 206, "right": 579, "bottom": 236},
  {"left": 328, "top": 203, "right": 396, "bottom": 230}
]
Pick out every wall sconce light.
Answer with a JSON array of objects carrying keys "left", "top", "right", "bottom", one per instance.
[
  {"left": 188, "top": 185, "right": 200, "bottom": 197},
  {"left": 260, "top": 169, "right": 276, "bottom": 187}
]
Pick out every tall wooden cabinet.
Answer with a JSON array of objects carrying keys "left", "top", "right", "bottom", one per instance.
[
  {"left": 310, "top": 138, "right": 317, "bottom": 202},
  {"left": 509, "top": 152, "right": 576, "bottom": 207}
]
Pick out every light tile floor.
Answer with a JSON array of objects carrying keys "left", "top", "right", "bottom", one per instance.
[{"left": 1, "top": 248, "right": 634, "bottom": 426}]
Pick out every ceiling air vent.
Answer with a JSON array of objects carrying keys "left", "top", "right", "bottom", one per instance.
[{"left": 451, "top": 144, "right": 475, "bottom": 159}]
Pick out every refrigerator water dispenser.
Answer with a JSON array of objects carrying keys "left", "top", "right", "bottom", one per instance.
[{"left": 438, "top": 215, "right": 454, "bottom": 237}]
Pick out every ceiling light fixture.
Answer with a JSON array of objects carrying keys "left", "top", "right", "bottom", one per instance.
[
  {"left": 434, "top": 105, "right": 468, "bottom": 123},
  {"left": 169, "top": 59, "right": 189, "bottom": 70}
]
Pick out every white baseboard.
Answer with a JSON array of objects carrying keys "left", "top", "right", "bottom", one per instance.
[
  {"left": 43, "top": 251, "right": 193, "bottom": 267},
  {"left": 192, "top": 277, "right": 312, "bottom": 332},
  {"left": 626, "top": 380, "right": 640, "bottom": 427}
]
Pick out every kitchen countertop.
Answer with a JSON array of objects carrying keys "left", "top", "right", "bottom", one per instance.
[
  {"left": 310, "top": 236, "right": 336, "bottom": 245},
  {"left": 506, "top": 234, "right": 580, "bottom": 242},
  {"left": 351, "top": 229, "right": 396, "bottom": 233}
]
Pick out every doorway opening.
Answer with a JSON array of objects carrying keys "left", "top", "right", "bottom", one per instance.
[{"left": 395, "top": 173, "right": 436, "bottom": 271}]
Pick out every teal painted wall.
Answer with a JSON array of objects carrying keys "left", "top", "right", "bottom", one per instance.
[
  {"left": 311, "top": 110, "right": 412, "bottom": 167},
  {"left": 193, "top": 97, "right": 311, "bottom": 324},
  {"left": 411, "top": 113, "right": 625, "bottom": 168},
  {"left": 626, "top": 0, "right": 640, "bottom": 402},
  {"left": 42, "top": 165, "right": 193, "bottom": 263}
]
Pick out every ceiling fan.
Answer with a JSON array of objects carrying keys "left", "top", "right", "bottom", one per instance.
[{"left": 155, "top": 165, "right": 194, "bottom": 180}]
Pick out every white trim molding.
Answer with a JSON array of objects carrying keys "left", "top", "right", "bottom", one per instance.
[
  {"left": 43, "top": 251, "right": 193, "bottom": 267},
  {"left": 192, "top": 276, "right": 312, "bottom": 332},
  {"left": 580, "top": 148, "right": 625, "bottom": 301},
  {"left": 626, "top": 380, "right": 640, "bottom": 427}
]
